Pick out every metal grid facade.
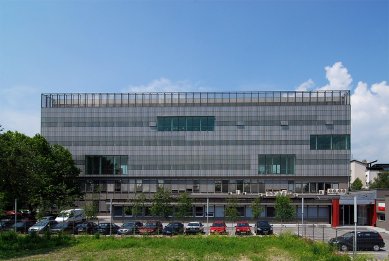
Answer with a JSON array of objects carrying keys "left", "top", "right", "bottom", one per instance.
[{"left": 41, "top": 91, "right": 350, "bottom": 197}]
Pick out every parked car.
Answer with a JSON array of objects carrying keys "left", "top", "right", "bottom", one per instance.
[
  {"left": 329, "top": 231, "right": 385, "bottom": 251},
  {"left": 96, "top": 223, "right": 120, "bottom": 235},
  {"left": 9, "top": 220, "right": 36, "bottom": 233},
  {"left": 0, "top": 220, "right": 14, "bottom": 231},
  {"left": 50, "top": 222, "right": 77, "bottom": 234},
  {"left": 117, "top": 221, "right": 143, "bottom": 235},
  {"left": 185, "top": 222, "right": 204, "bottom": 235},
  {"left": 138, "top": 221, "right": 163, "bottom": 235},
  {"left": 75, "top": 222, "right": 98, "bottom": 234},
  {"left": 210, "top": 221, "right": 227, "bottom": 235},
  {"left": 28, "top": 220, "right": 58, "bottom": 234},
  {"left": 39, "top": 215, "right": 57, "bottom": 221},
  {"left": 55, "top": 209, "right": 85, "bottom": 223},
  {"left": 255, "top": 221, "right": 273, "bottom": 235},
  {"left": 162, "top": 222, "right": 184, "bottom": 236},
  {"left": 235, "top": 221, "right": 251, "bottom": 235}
]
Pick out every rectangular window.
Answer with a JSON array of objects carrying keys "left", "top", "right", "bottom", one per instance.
[
  {"left": 85, "top": 155, "right": 128, "bottom": 175},
  {"left": 258, "top": 154, "right": 295, "bottom": 175},
  {"left": 310, "top": 135, "right": 350, "bottom": 150},
  {"left": 157, "top": 116, "right": 215, "bottom": 132}
]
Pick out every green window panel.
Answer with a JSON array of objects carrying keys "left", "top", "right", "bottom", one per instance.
[
  {"left": 258, "top": 154, "right": 295, "bottom": 175},
  {"left": 310, "top": 134, "right": 350, "bottom": 150},
  {"left": 157, "top": 116, "right": 215, "bottom": 131},
  {"left": 85, "top": 155, "right": 128, "bottom": 175}
]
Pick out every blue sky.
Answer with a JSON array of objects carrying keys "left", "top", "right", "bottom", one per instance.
[{"left": 0, "top": 0, "right": 388, "bottom": 162}]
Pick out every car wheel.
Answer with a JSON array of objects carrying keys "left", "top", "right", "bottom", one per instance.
[
  {"left": 373, "top": 245, "right": 380, "bottom": 251},
  {"left": 340, "top": 245, "right": 348, "bottom": 252}
]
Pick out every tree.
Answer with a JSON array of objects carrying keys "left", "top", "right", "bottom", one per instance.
[
  {"left": 275, "top": 195, "right": 295, "bottom": 222},
  {"left": 225, "top": 197, "right": 239, "bottom": 228},
  {"left": 176, "top": 192, "right": 192, "bottom": 220},
  {"left": 251, "top": 197, "right": 264, "bottom": 219},
  {"left": 351, "top": 178, "right": 363, "bottom": 191},
  {"left": 370, "top": 172, "right": 389, "bottom": 189},
  {"left": 132, "top": 193, "right": 146, "bottom": 217},
  {"left": 84, "top": 202, "right": 98, "bottom": 220},
  {"left": 151, "top": 188, "right": 172, "bottom": 218},
  {"left": 0, "top": 131, "right": 81, "bottom": 212}
]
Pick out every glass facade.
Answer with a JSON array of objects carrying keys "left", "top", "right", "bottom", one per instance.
[
  {"left": 310, "top": 135, "right": 350, "bottom": 150},
  {"left": 258, "top": 155, "right": 295, "bottom": 174},
  {"left": 85, "top": 155, "right": 128, "bottom": 175},
  {"left": 157, "top": 116, "right": 215, "bottom": 131}
]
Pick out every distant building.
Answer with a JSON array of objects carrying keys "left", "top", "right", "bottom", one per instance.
[
  {"left": 350, "top": 160, "right": 368, "bottom": 188},
  {"left": 41, "top": 91, "right": 351, "bottom": 223},
  {"left": 366, "top": 163, "right": 389, "bottom": 188}
]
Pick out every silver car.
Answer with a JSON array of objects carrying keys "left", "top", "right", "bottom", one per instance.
[{"left": 28, "top": 220, "right": 57, "bottom": 234}]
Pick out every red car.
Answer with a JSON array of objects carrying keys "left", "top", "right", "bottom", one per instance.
[
  {"left": 210, "top": 221, "right": 227, "bottom": 235},
  {"left": 138, "top": 221, "right": 163, "bottom": 235},
  {"left": 235, "top": 221, "right": 251, "bottom": 235}
]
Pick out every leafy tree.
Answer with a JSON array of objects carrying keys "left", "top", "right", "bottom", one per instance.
[
  {"left": 225, "top": 197, "right": 239, "bottom": 227},
  {"left": 151, "top": 188, "right": 172, "bottom": 218},
  {"left": 176, "top": 192, "right": 192, "bottom": 220},
  {"left": 351, "top": 178, "right": 363, "bottom": 191},
  {"left": 251, "top": 197, "right": 264, "bottom": 219},
  {"left": 275, "top": 195, "right": 295, "bottom": 222},
  {"left": 84, "top": 202, "right": 98, "bottom": 220},
  {"left": 0, "top": 131, "right": 81, "bottom": 212},
  {"left": 132, "top": 193, "right": 146, "bottom": 217},
  {"left": 370, "top": 172, "right": 389, "bottom": 189}
]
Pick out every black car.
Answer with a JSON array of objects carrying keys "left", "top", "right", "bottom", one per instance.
[
  {"left": 117, "top": 221, "right": 143, "bottom": 235},
  {"left": 255, "top": 221, "right": 273, "bottom": 235},
  {"left": 50, "top": 222, "right": 77, "bottom": 234},
  {"left": 96, "top": 223, "right": 120, "bottom": 235},
  {"left": 9, "top": 220, "right": 36, "bottom": 233},
  {"left": 162, "top": 222, "right": 184, "bottom": 236},
  {"left": 0, "top": 220, "right": 14, "bottom": 231},
  {"left": 75, "top": 222, "right": 98, "bottom": 234},
  {"left": 329, "top": 231, "right": 385, "bottom": 251}
]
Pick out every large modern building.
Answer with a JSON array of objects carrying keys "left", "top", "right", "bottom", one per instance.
[{"left": 41, "top": 91, "right": 352, "bottom": 224}]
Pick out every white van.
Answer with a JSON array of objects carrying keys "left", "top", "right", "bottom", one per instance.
[{"left": 55, "top": 208, "right": 85, "bottom": 223}]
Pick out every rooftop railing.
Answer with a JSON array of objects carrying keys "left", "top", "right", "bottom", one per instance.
[{"left": 41, "top": 91, "right": 350, "bottom": 108}]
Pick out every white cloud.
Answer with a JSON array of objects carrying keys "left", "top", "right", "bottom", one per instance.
[
  {"left": 319, "top": 62, "right": 352, "bottom": 90},
  {"left": 351, "top": 81, "right": 389, "bottom": 162},
  {"left": 296, "top": 79, "right": 315, "bottom": 91},
  {"left": 125, "top": 78, "right": 208, "bottom": 93},
  {"left": 296, "top": 62, "right": 389, "bottom": 162},
  {"left": 0, "top": 85, "right": 41, "bottom": 136}
]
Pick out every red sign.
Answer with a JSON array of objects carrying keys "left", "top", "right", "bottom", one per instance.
[{"left": 378, "top": 202, "right": 385, "bottom": 211}]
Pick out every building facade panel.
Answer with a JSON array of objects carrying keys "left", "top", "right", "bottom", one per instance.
[{"left": 41, "top": 91, "right": 350, "bottom": 219}]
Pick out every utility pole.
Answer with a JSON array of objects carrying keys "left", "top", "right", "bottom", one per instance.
[
  {"left": 206, "top": 197, "right": 209, "bottom": 233},
  {"left": 14, "top": 199, "right": 17, "bottom": 233},
  {"left": 110, "top": 198, "right": 112, "bottom": 236},
  {"left": 301, "top": 197, "right": 304, "bottom": 237},
  {"left": 353, "top": 196, "right": 357, "bottom": 258}
]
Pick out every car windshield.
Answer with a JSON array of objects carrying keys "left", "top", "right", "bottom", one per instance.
[
  {"left": 99, "top": 223, "right": 110, "bottom": 228},
  {"left": 76, "top": 223, "right": 87, "bottom": 228},
  {"left": 34, "top": 220, "right": 49, "bottom": 227},
  {"left": 145, "top": 223, "right": 156, "bottom": 228},
  {"left": 342, "top": 232, "right": 354, "bottom": 239},
  {"left": 188, "top": 222, "right": 200, "bottom": 226},
  {"left": 237, "top": 223, "right": 249, "bottom": 227},
  {"left": 122, "top": 223, "right": 135, "bottom": 228},
  {"left": 258, "top": 221, "right": 269, "bottom": 226},
  {"left": 212, "top": 223, "right": 224, "bottom": 227}
]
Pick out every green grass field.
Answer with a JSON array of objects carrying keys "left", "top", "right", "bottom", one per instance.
[{"left": 0, "top": 231, "right": 362, "bottom": 261}]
